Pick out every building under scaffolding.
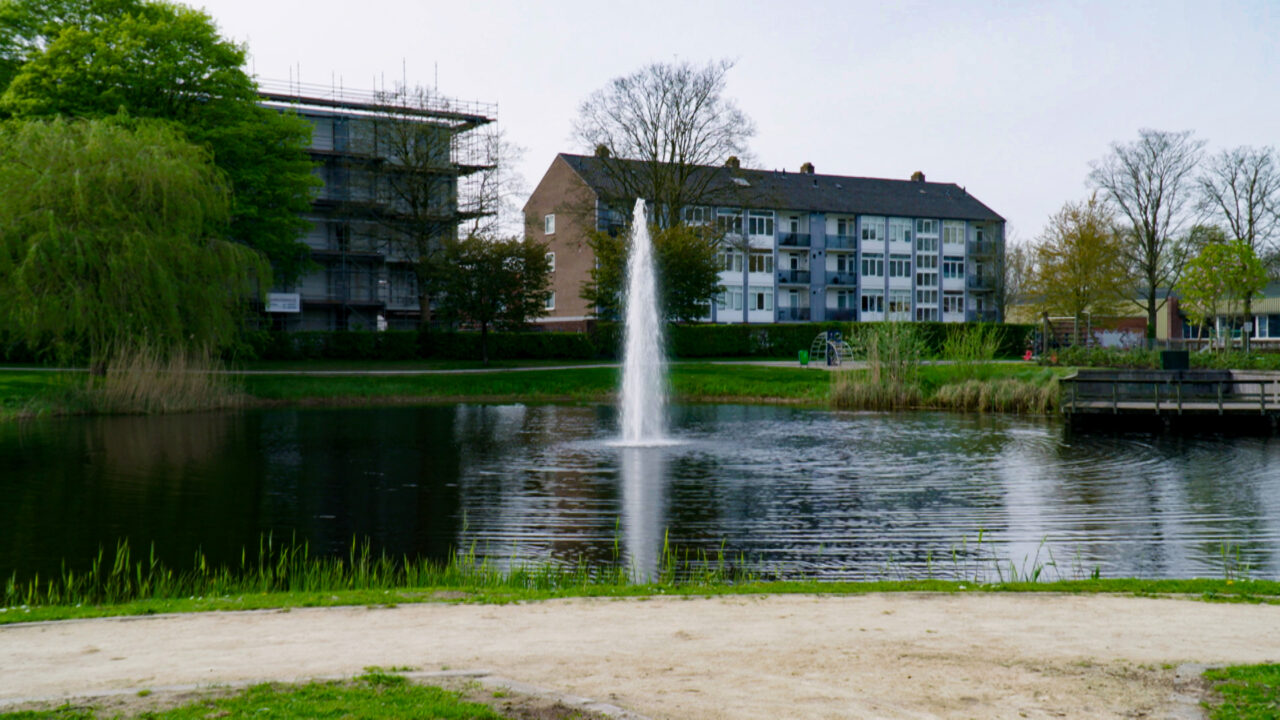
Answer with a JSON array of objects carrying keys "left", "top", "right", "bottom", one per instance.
[{"left": 258, "top": 79, "right": 497, "bottom": 330}]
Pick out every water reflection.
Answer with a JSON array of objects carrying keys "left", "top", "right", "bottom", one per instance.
[
  {"left": 620, "top": 446, "right": 667, "bottom": 580},
  {"left": 2, "top": 404, "right": 1279, "bottom": 583}
]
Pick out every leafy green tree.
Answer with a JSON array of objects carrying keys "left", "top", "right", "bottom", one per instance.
[
  {"left": 0, "top": 0, "right": 317, "bottom": 283},
  {"left": 1029, "top": 195, "right": 1128, "bottom": 338},
  {"left": 581, "top": 223, "right": 722, "bottom": 323},
  {"left": 436, "top": 236, "right": 552, "bottom": 365},
  {"left": 1176, "top": 239, "right": 1267, "bottom": 347},
  {"left": 0, "top": 118, "right": 267, "bottom": 370}
]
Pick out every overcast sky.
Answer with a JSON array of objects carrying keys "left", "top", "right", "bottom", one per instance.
[{"left": 198, "top": 0, "right": 1278, "bottom": 244}]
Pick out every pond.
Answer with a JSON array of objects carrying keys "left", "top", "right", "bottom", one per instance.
[{"left": 2, "top": 404, "right": 1277, "bottom": 582}]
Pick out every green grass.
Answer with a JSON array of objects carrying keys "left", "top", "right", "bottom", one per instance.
[
  {"left": 5, "top": 535, "right": 1278, "bottom": 626},
  {"left": 1204, "top": 664, "right": 1280, "bottom": 719},
  {"left": 0, "top": 672, "right": 507, "bottom": 720}
]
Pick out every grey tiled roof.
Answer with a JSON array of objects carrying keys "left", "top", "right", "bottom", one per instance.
[{"left": 559, "top": 153, "right": 1004, "bottom": 223}]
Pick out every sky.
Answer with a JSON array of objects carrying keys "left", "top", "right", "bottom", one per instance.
[{"left": 197, "top": 0, "right": 1279, "bottom": 244}]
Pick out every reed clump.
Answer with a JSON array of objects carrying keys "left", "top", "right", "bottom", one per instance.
[
  {"left": 933, "top": 376, "right": 1059, "bottom": 414},
  {"left": 78, "top": 342, "right": 243, "bottom": 414},
  {"left": 831, "top": 322, "right": 925, "bottom": 410}
]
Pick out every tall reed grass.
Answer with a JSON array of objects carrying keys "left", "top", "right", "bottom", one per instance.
[
  {"left": 2, "top": 534, "right": 757, "bottom": 609},
  {"left": 831, "top": 322, "right": 925, "bottom": 410},
  {"left": 78, "top": 342, "right": 243, "bottom": 414}
]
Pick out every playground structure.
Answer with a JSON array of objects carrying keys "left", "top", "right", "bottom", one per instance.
[{"left": 809, "top": 331, "right": 854, "bottom": 367}]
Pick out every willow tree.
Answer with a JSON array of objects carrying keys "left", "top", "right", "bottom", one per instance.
[{"left": 0, "top": 118, "right": 267, "bottom": 370}]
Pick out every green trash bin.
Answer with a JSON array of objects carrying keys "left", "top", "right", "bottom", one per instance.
[{"left": 799, "top": 350, "right": 809, "bottom": 366}]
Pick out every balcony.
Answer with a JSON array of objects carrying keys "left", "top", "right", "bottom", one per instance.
[
  {"left": 967, "top": 274, "right": 995, "bottom": 290},
  {"left": 968, "top": 240, "right": 998, "bottom": 257},
  {"left": 777, "top": 269, "right": 811, "bottom": 285},
  {"left": 778, "top": 307, "right": 811, "bottom": 321},
  {"left": 825, "top": 272, "right": 856, "bottom": 287},
  {"left": 966, "top": 309, "right": 999, "bottom": 323},
  {"left": 826, "top": 308, "right": 856, "bottom": 321},
  {"left": 779, "top": 232, "right": 811, "bottom": 247},
  {"left": 826, "top": 234, "right": 857, "bottom": 250}
]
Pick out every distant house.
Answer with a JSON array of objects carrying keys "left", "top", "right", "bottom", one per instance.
[{"left": 524, "top": 154, "right": 1005, "bottom": 330}]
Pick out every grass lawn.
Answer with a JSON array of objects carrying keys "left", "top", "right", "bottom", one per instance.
[
  {"left": 0, "top": 670, "right": 525, "bottom": 720},
  {"left": 1204, "top": 664, "right": 1280, "bottom": 719}
]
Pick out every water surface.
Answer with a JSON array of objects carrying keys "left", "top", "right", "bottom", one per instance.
[{"left": 2, "top": 404, "right": 1277, "bottom": 582}]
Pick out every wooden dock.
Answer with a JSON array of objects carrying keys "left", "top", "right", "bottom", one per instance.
[{"left": 1060, "top": 369, "right": 1280, "bottom": 433}]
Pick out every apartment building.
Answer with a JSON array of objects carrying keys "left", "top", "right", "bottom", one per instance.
[
  {"left": 525, "top": 153, "right": 1005, "bottom": 329},
  {"left": 258, "top": 82, "right": 496, "bottom": 331}
]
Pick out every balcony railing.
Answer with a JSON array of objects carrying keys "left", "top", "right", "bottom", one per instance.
[
  {"left": 777, "top": 269, "right": 811, "bottom": 284},
  {"left": 968, "top": 240, "right": 998, "bottom": 257},
  {"left": 826, "top": 234, "right": 857, "bottom": 250},
  {"left": 826, "top": 308, "right": 856, "bottom": 321},
  {"left": 966, "top": 309, "right": 999, "bottom": 323},
  {"left": 779, "top": 232, "right": 811, "bottom": 247},
  {"left": 825, "top": 272, "right": 856, "bottom": 287},
  {"left": 778, "top": 307, "right": 811, "bottom": 321},
  {"left": 967, "top": 274, "right": 995, "bottom": 290}
]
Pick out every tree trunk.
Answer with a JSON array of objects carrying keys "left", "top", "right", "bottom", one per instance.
[
  {"left": 1146, "top": 287, "right": 1159, "bottom": 349},
  {"left": 480, "top": 322, "right": 489, "bottom": 366},
  {"left": 1243, "top": 297, "right": 1253, "bottom": 354}
]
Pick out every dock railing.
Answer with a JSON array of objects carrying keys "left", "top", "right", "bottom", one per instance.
[{"left": 1061, "top": 370, "right": 1280, "bottom": 416}]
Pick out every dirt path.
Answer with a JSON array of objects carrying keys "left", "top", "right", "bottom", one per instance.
[{"left": 3, "top": 594, "right": 1278, "bottom": 719}]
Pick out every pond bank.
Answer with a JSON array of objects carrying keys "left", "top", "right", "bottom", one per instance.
[{"left": 3, "top": 593, "right": 1276, "bottom": 719}]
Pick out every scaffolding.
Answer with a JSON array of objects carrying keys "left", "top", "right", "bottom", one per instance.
[{"left": 257, "top": 78, "right": 499, "bottom": 330}]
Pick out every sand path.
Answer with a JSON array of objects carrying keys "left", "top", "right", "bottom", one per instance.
[{"left": 3, "top": 594, "right": 1279, "bottom": 719}]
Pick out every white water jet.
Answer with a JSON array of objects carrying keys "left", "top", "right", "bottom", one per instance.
[{"left": 618, "top": 198, "right": 667, "bottom": 445}]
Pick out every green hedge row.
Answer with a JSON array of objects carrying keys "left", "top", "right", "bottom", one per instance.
[
  {"left": 592, "top": 321, "right": 1034, "bottom": 360},
  {"left": 2, "top": 323, "right": 1037, "bottom": 364}
]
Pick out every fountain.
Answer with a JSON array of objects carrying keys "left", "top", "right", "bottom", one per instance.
[{"left": 617, "top": 198, "right": 668, "bottom": 445}]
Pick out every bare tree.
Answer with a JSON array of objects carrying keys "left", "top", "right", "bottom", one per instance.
[
  {"left": 1196, "top": 146, "right": 1280, "bottom": 350},
  {"left": 996, "top": 227, "right": 1031, "bottom": 320},
  {"left": 573, "top": 59, "right": 755, "bottom": 228},
  {"left": 1089, "top": 129, "right": 1205, "bottom": 343},
  {"left": 342, "top": 86, "right": 503, "bottom": 326}
]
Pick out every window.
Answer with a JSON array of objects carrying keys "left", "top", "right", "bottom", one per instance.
[
  {"left": 718, "top": 249, "right": 744, "bottom": 273},
  {"left": 943, "top": 220, "right": 965, "bottom": 246},
  {"left": 835, "top": 253, "right": 852, "bottom": 274},
  {"left": 916, "top": 269, "right": 938, "bottom": 287},
  {"left": 888, "top": 290, "right": 912, "bottom": 320},
  {"left": 861, "top": 252, "right": 884, "bottom": 277},
  {"left": 788, "top": 216, "right": 800, "bottom": 233},
  {"left": 748, "top": 210, "right": 774, "bottom": 237},
  {"left": 545, "top": 252, "right": 555, "bottom": 273},
  {"left": 916, "top": 306, "right": 938, "bottom": 321},
  {"left": 544, "top": 214, "right": 555, "bottom": 235},
  {"left": 717, "top": 209, "right": 742, "bottom": 235},
  {"left": 888, "top": 218, "right": 913, "bottom": 244},
  {"left": 916, "top": 236, "right": 938, "bottom": 253},
  {"left": 943, "top": 256, "right": 965, "bottom": 279},
  {"left": 860, "top": 216, "right": 883, "bottom": 241},
  {"left": 544, "top": 291, "right": 555, "bottom": 311},
  {"left": 861, "top": 290, "right": 884, "bottom": 313},
  {"left": 916, "top": 254, "right": 938, "bottom": 269},
  {"left": 683, "top": 206, "right": 710, "bottom": 225},
  {"left": 836, "top": 217, "right": 855, "bottom": 237},
  {"left": 748, "top": 250, "right": 773, "bottom": 273},
  {"left": 915, "top": 219, "right": 938, "bottom": 237},
  {"left": 748, "top": 285, "right": 773, "bottom": 311},
  {"left": 717, "top": 287, "right": 744, "bottom": 311},
  {"left": 916, "top": 288, "right": 938, "bottom": 306},
  {"left": 943, "top": 292, "right": 964, "bottom": 314},
  {"left": 835, "top": 289, "right": 856, "bottom": 309},
  {"left": 888, "top": 253, "right": 911, "bottom": 278}
]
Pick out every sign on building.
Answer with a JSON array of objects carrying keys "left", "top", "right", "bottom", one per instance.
[{"left": 266, "top": 292, "right": 301, "bottom": 313}]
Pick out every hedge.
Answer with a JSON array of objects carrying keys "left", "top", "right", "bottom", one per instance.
[{"left": 2, "top": 323, "right": 1037, "bottom": 364}]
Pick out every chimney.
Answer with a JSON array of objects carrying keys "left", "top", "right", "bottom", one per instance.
[
  {"left": 911, "top": 171, "right": 925, "bottom": 182},
  {"left": 725, "top": 155, "right": 741, "bottom": 169},
  {"left": 594, "top": 144, "right": 611, "bottom": 158},
  {"left": 800, "top": 162, "right": 814, "bottom": 174}
]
